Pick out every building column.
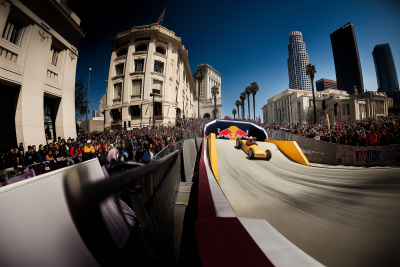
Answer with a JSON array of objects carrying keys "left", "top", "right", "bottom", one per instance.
[{"left": 0, "top": 2, "right": 10, "bottom": 37}]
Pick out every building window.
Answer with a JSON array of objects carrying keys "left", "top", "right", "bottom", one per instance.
[
  {"left": 50, "top": 46, "right": 61, "bottom": 67},
  {"left": 154, "top": 61, "right": 164, "bottom": 74},
  {"left": 132, "top": 79, "right": 141, "bottom": 95},
  {"left": 342, "top": 105, "right": 345, "bottom": 116},
  {"left": 2, "top": 19, "right": 25, "bottom": 47},
  {"left": 154, "top": 102, "right": 162, "bottom": 117},
  {"left": 136, "top": 44, "right": 147, "bottom": 51},
  {"left": 156, "top": 46, "right": 165, "bottom": 55},
  {"left": 346, "top": 104, "right": 350, "bottom": 115},
  {"left": 111, "top": 109, "right": 121, "bottom": 124},
  {"left": 114, "top": 83, "right": 122, "bottom": 99},
  {"left": 135, "top": 60, "right": 144, "bottom": 72},
  {"left": 115, "top": 64, "right": 124, "bottom": 75},
  {"left": 152, "top": 80, "right": 162, "bottom": 94},
  {"left": 131, "top": 105, "right": 140, "bottom": 119}
]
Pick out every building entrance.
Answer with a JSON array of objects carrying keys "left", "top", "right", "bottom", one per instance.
[{"left": 0, "top": 83, "right": 19, "bottom": 152}]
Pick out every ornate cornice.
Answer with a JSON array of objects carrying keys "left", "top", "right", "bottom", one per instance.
[{"left": 151, "top": 72, "right": 165, "bottom": 78}]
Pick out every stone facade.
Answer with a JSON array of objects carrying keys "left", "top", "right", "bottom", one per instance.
[
  {"left": 0, "top": 0, "right": 85, "bottom": 152},
  {"left": 261, "top": 89, "right": 393, "bottom": 124},
  {"left": 193, "top": 64, "right": 222, "bottom": 119},
  {"left": 103, "top": 24, "right": 197, "bottom": 130}
]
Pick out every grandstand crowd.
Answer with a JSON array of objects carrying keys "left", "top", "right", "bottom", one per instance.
[
  {"left": 0, "top": 118, "right": 208, "bottom": 178},
  {"left": 262, "top": 116, "right": 400, "bottom": 146},
  {"left": 1, "top": 116, "right": 399, "bottom": 180}
]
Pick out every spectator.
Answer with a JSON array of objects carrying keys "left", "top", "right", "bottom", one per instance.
[
  {"left": 24, "top": 146, "right": 35, "bottom": 166},
  {"left": 36, "top": 145, "right": 47, "bottom": 163},
  {"left": 46, "top": 150, "right": 55, "bottom": 162},
  {"left": 18, "top": 142, "right": 24, "bottom": 152},
  {"left": 82, "top": 140, "right": 95, "bottom": 162}
]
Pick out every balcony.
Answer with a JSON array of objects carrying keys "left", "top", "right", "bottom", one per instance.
[
  {"left": 111, "top": 119, "right": 121, "bottom": 125},
  {"left": 113, "top": 99, "right": 121, "bottom": 104}
]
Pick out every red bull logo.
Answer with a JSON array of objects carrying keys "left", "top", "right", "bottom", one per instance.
[{"left": 216, "top": 126, "right": 249, "bottom": 139}]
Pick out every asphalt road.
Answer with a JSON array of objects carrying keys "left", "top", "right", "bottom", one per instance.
[{"left": 216, "top": 140, "right": 400, "bottom": 267}]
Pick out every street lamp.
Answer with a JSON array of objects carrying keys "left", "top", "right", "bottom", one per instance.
[
  {"left": 150, "top": 93, "right": 155, "bottom": 129},
  {"left": 86, "top": 67, "right": 91, "bottom": 139}
]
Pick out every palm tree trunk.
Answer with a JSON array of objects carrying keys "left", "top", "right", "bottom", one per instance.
[
  {"left": 236, "top": 105, "right": 240, "bottom": 119},
  {"left": 247, "top": 97, "right": 250, "bottom": 120},
  {"left": 253, "top": 94, "right": 256, "bottom": 121},
  {"left": 214, "top": 95, "right": 217, "bottom": 119},
  {"left": 197, "top": 81, "right": 201, "bottom": 119},
  {"left": 311, "top": 78, "right": 316, "bottom": 123}
]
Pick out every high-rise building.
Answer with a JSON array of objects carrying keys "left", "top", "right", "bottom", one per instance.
[
  {"left": 316, "top": 78, "right": 337, "bottom": 92},
  {"left": 330, "top": 22, "right": 364, "bottom": 95},
  {"left": 372, "top": 44, "right": 399, "bottom": 92},
  {"left": 287, "top": 31, "right": 311, "bottom": 91}
]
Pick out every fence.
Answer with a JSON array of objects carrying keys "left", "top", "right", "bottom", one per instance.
[{"left": 266, "top": 130, "right": 400, "bottom": 166}]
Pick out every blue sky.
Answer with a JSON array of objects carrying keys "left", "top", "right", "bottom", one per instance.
[{"left": 71, "top": 0, "right": 400, "bottom": 119}]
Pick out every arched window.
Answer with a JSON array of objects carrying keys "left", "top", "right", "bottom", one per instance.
[
  {"left": 156, "top": 46, "right": 165, "bottom": 55},
  {"left": 136, "top": 44, "right": 147, "bottom": 51},
  {"left": 117, "top": 49, "right": 127, "bottom": 57}
]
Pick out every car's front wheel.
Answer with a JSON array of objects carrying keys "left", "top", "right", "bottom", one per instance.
[
  {"left": 249, "top": 148, "right": 255, "bottom": 159},
  {"left": 265, "top": 149, "right": 272, "bottom": 161},
  {"left": 236, "top": 138, "right": 241, "bottom": 148}
]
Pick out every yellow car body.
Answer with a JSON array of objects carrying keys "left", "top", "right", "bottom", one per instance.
[{"left": 236, "top": 139, "right": 272, "bottom": 160}]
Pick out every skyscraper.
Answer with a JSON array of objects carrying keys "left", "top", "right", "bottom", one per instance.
[
  {"left": 287, "top": 31, "right": 311, "bottom": 91},
  {"left": 372, "top": 44, "right": 399, "bottom": 92},
  {"left": 330, "top": 22, "right": 364, "bottom": 95}
]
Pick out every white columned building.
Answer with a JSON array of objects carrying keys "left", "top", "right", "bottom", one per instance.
[
  {"left": 0, "top": 0, "right": 85, "bottom": 152},
  {"left": 104, "top": 24, "right": 196, "bottom": 129},
  {"left": 287, "top": 31, "right": 311, "bottom": 91},
  {"left": 193, "top": 64, "right": 222, "bottom": 119}
]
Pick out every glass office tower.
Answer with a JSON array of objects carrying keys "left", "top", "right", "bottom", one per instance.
[
  {"left": 330, "top": 22, "right": 364, "bottom": 95},
  {"left": 372, "top": 44, "right": 399, "bottom": 92}
]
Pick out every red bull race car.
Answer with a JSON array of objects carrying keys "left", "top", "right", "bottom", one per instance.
[{"left": 236, "top": 138, "right": 272, "bottom": 160}]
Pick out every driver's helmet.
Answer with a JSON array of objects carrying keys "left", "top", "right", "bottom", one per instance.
[
  {"left": 249, "top": 136, "right": 253, "bottom": 140},
  {"left": 253, "top": 137, "right": 257, "bottom": 141}
]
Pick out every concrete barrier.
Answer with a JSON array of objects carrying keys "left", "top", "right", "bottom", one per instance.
[
  {"left": 267, "top": 130, "right": 400, "bottom": 166},
  {"left": 183, "top": 139, "right": 197, "bottom": 182}
]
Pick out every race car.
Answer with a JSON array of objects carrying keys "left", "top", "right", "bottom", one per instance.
[{"left": 236, "top": 138, "right": 272, "bottom": 160}]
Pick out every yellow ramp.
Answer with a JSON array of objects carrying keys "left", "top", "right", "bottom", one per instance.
[
  {"left": 207, "top": 133, "right": 219, "bottom": 182},
  {"left": 264, "top": 140, "right": 310, "bottom": 166}
]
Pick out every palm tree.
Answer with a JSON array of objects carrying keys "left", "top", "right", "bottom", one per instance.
[
  {"left": 211, "top": 85, "right": 219, "bottom": 119},
  {"left": 250, "top": 82, "right": 259, "bottom": 121},
  {"left": 235, "top": 100, "right": 241, "bottom": 119},
  {"left": 240, "top": 92, "right": 246, "bottom": 119},
  {"left": 245, "top": 86, "right": 251, "bottom": 120},
  {"left": 194, "top": 66, "right": 205, "bottom": 119},
  {"left": 306, "top": 63, "right": 317, "bottom": 123},
  {"left": 232, "top": 109, "right": 237, "bottom": 119}
]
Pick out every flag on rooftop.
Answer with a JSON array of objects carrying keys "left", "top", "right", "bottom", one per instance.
[{"left": 156, "top": 3, "right": 167, "bottom": 26}]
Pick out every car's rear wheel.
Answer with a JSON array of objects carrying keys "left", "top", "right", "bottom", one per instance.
[
  {"left": 236, "top": 138, "right": 241, "bottom": 148},
  {"left": 249, "top": 148, "right": 255, "bottom": 159},
  {"left": 265, "top": 149, "right": 272, "bottom": 161}
]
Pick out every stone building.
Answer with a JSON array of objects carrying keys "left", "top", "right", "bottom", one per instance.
[
  {"left": 103, "top": 24, "right": 197, "bottom": 130},
  {"left": 0, "top": 0, "right": 85, "bottom": 152},
  {"left": 193, "top": 64, "right": 222, "bottom": 119},
  {"left": 261, "top": 88, "right": 393, "bottom": 124}
]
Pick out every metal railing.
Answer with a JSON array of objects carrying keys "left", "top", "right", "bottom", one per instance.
[{"left": 65, "top": 151, "right": 180, "bottom": 266}]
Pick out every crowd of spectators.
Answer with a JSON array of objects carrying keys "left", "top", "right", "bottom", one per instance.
[
  {"left": 262, "top": 116, "right": 400, "bottom": 146},
  {"left": 0, "top": 118, "right": 208, "bottom": 178}
]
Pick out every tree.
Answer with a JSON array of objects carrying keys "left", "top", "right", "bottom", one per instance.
[
  {"left": 240, "top": 92, "right": 246, "bottom": 119},
  {"left": 75, "top": 77, "right": 89, "bottom": 122},
  {"left": 245, "top": 86, "right": 251, "bottom": 120},
  {"left": 232, "top": 109, "right": 237, "bottom": 119},
  {"left": 235, "top": 100, "right": 241, "bottom": 119},
  {"left": 250, "top": 82, "right": 259, "bottom": 121},
  {"left": 211, "top": 85, "right": 219, "bottom": 119},
  {"left": 306, "top": 63, "right": 317, "bottom": 123},
  {"left": 194, "top": 66, "right": 205, "bottom": 119}
]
